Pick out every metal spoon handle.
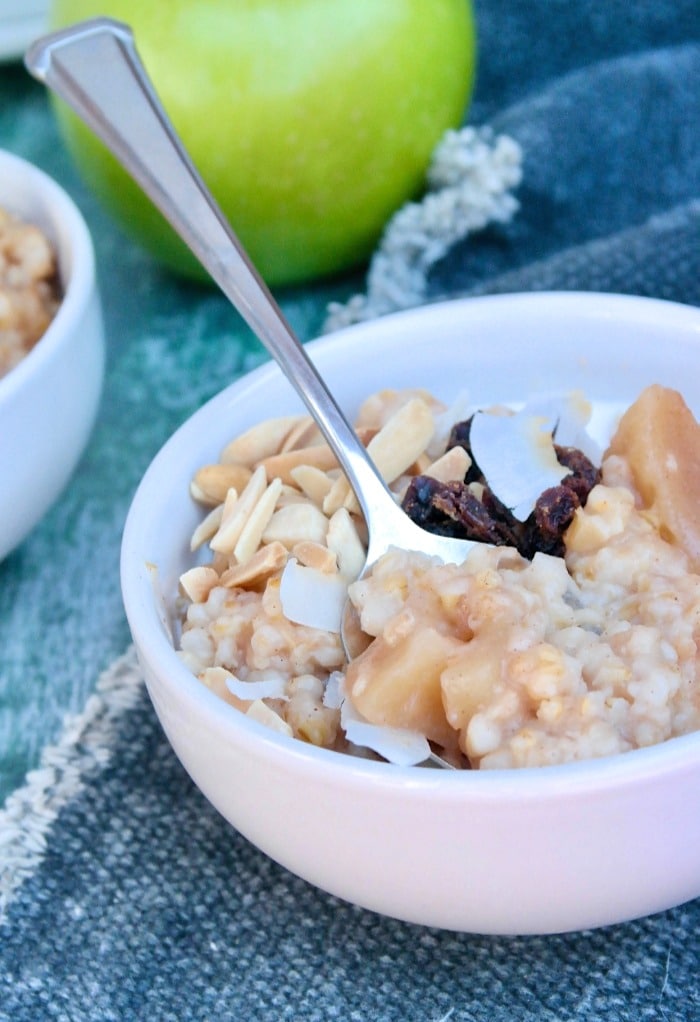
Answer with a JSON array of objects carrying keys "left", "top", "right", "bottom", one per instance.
[{"left": 25, "top": 17, "right": 396, "bottom": 531}]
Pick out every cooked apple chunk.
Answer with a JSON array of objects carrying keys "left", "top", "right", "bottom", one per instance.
[
  {"left": 606, "top": 385, "right": 700, "bottom": 570},
  {"left": 345, "top": 625, "right": 463, "bottom": 751}
]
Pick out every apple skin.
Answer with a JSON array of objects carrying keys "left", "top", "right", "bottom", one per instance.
[{"left": 50, "top": 0, "right": 476, "bottom": 286}]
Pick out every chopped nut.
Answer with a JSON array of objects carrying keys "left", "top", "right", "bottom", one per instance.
[
  {"left": 323, "top": 474, "right": 354, "bottom": 516},
  {"left": 179, "top": 565, "right": 219, "bottom": 603},
  {"left": 220, "top": 415, "right": 305, "bottom": 466},
  {"left": 220, "top": 540, "right": 288, "bottom": 588},
  {"left": 367, "top": 397, "right": 435, "bottom": 483},
  {"left": 323, "top": 402, "right": 434, "bottom": 514},
  {"left": 190, "top": 463, "right": 253, "bottom": 506},
  {"left": 199, "top": 667, "right": 250, "bottom": 712},
  {"left": 327, "top": 508, "right": 366, "bottom": 580},
  {"left": 260, "top": 427, "right": 376, "bottom": 485},
  {"left": 280, "top": 417, "right": 322, "bottom": 452},
  {"left": 292, "top": 540, "right": 338, "bottom": 573},
  {"left": 290, "top": 464, "right": 334, "bottom": 505},
  {"left": 210, "top": 465, "right": 267, "bottom": 554},
  {"left": 356, "top": 388, "right": 442, "bottom": 429},
  {"left": 234, "top": 477, "right": 284, "bottom": 564},
  {"left": 277, "top": 484, "right": 315, "bottom": 507},
  {"left": 262, "top": 501, "right": 329, "bottom": 548},
  {"left": 259, "top": 444, "right": 339, "bottom": 484},
  {"left": 424, "top": 445, "right": 471, "bottom": 483},
  {"left": 190, "top": 503, "right": 225, "bottom": 551}
]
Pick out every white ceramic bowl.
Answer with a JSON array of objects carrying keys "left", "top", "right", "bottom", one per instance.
[
  {"left": 0, "top": 149, "right": 104, "bottom": 561},
  {"left": 121, "top": 291, "right": 700, "bottom": 935}
]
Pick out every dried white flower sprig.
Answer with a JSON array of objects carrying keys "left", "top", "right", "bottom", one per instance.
[{"left": 323, "top": 126, "right": 522, "bottom": 332}]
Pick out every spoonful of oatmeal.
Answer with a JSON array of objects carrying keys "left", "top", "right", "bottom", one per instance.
[{"left": 25, "top": 20, "right": 486, "bottom": 649}]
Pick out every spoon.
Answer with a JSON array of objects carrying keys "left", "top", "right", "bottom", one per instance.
[{"left": 25, "top": 19, "right": 479, "bottom": 668}]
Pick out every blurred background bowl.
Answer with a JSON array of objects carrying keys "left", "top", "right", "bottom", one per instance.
[
  {"left": 0, "top": 0, "right": 50, "bottom": 63},
  {"left": 0, "top": 148, "right": 104, "bottom": 561},
  {"left": 121, "top": 291, "right": 700, "bottom": 935}
]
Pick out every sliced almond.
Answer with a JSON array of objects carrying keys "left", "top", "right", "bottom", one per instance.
[
  {"left": 210, "top": 465, "right": 267, "bottom": 554},
  {"left": 179, "top": 565, "right": 220, "bottom": 603},
  {"left": 280, "top": 417, "right": 323, "bottom": 452},
  {"left": 220, "top": 540, "right": 288, "bottom": 589},
  {"left": 246, "top": 699, "right": 293, "bottom": 737},
  {"left": 290, "top": 463, "right": 334, "bottom": 505},
  {"left": 327, "top": 507, "right": 366, "bottom": 580},
  {"left": 190, "top": 502, "right": 225, "bottom": 552},
  {"left": 191, "top": 463, "right": 253, "bottom": 506},
  {"left": 323, "top": 474, "right": 353, "bottom": 517},
  {"left": 262, "top": 501, "right": 329, "bottom": 548},
  {"left": 210, "top": 550, "right": 231, "bottom": 575},
  {"left": 199, "top": 666, "right": 249, "bottom": 712},
  {"left": 367, "top": 397, "right": 435, "bottom": 484},
  {"left": 260, "top": 427, "right": 375, "bottom": 485},
  {"left": 292, "top": 540, "right": 338, "bottom": 574},
  {"left": 342, "top": 493, "right": 361, "bottom": 515},
  {"left": 277, "top": 484, "right": 316, "bottom": 507},
  {"left": 356, "top": 388, "right": 442, "bottom": 429},
  {"left": 220, "top": 415, "right": 305, "bottom": 466},
  {"left": 324, "top": 403, "right": 434, "bottom": 514},
  {"left": 424, "top": 445, "right": 472, "bottom": 483},
  {"left": 234, "top": 477, "right": 284, "bottom": 564},
  {"left": 355, "top": 389, "right": 399, "bottom": 429},
  {"left": 259, "top": 444, "right": 339, "bottom": 485},
  {"left": 189, "top": 479, "right": 210, "bottom": 504}
]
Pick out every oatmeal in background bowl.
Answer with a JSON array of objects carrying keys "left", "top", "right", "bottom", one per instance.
[
  {"left": 0, "top": 205, "right": 61, "bottom": 379},
  {"left": 0, "top": 148, "right": 103, "bottom": 560}
]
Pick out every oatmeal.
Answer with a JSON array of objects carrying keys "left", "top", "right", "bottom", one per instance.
[
  {"left": 0, "top": 207, "right": 61, "bottom": 379},
  {"left": 176, "top": 384, "right": 700, "bottom": 769},
  {"left": 348, "top": 485, "right": 700, "bottom": 767}
]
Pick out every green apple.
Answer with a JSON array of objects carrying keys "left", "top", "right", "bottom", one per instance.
[{"left": 50, "top": 0, "right": 476, "bottom": 286}]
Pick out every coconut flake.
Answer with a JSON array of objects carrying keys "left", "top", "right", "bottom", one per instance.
[
  {"left": 470, "top": 405, "right": 568, "bottom": 521},
  {"left": 524, "top": 391, "right": 601, "bottom": 464},
  {"left": 225, "top": 673, "right": 289, "bottom": 702},
  {"left": 279, "top": 558, "right": 347, "bottom": 633},
  {"left": 322, "top": 671, "right": 346, "bottom": 710},
  {"left": 340, "top": 694, "right": 431, "bottom": 767}
]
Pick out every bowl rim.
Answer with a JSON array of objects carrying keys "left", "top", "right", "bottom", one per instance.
[
  {"left": 0, "top": 147, "right": 97, "bottom": 403},
  {"left": 121, "top": 289, "right": 700, "bottom": 796}
]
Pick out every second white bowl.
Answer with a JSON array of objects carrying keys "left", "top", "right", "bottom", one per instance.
[{"left": 0, "top": 148, "right": 104, "bottom": 561}]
